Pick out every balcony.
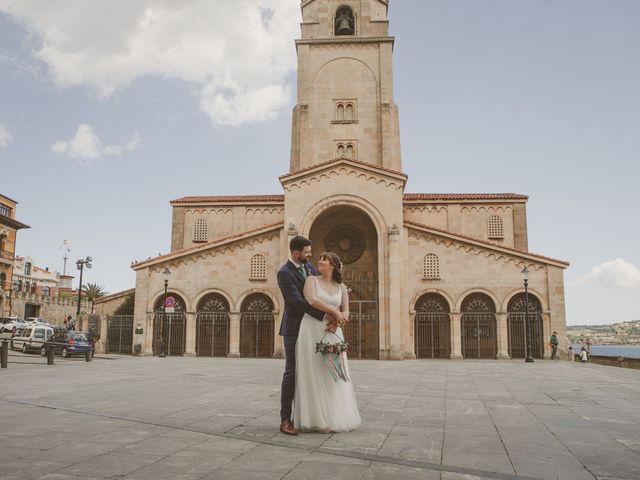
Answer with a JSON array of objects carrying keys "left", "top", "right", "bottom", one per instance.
[{"left": 0, "top": 249, "right": 14, "bottom": 265}]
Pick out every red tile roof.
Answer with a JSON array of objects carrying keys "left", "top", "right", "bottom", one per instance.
[
  {"left": 132, "top": 221, "right": 284, "bottom": 270},
  {"left": 94, "top": 288, "right": 135, "bottom": 304},
  {"left": 405, "top": 220, "right": 569, "bottom": 267},
  {"left": 404, "top": 193, "right": 529, "bottom": 201},
  {"left": 169, "top": 193, "right": 528, "bottom": 205},
  {"left": 171, "top": 195, "right": 285, "bottom": 204}
]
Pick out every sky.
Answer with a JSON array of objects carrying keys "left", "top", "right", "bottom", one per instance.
[{"left": 0, "top": 0, "right": 638, "bottom": 326}]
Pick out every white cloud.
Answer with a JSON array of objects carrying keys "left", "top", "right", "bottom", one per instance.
[
  {"left": 52, "top": 124, "right": 141, "bottom": 165},
  {"left": 571, "top": 258, "right": 640, "bottom": 288},
  {"left": 0, "top": 0, "right": 300, "bottom": 126},
  {"left": 0, "top": 123, "right": 12, "bottom": 146}
]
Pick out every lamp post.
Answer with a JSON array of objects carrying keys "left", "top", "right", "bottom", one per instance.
[
  {"left": 521, "top": 266, "right": 534, "bottom": 363},
  {"left": 159, "top": 267, "right": 171, "bottom": 358},
  {"left": 76, "top": 256, "right": 92, "bottom": 325}
]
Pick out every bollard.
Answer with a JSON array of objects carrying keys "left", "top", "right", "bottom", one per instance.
[
  {"left": 1, "top": 341, "right": 8, "bottom": 368},
  {"left": 85, "top": 349, "right": 93, "bottom": 362},
  {"left": 47, "top": 345, "right": 55, "bottom": 365}
]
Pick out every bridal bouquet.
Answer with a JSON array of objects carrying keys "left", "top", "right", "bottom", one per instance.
[{"left": 316, "top": 332, "right": 350, "bottom": 382}]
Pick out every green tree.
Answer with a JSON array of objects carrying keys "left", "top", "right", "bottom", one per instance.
[
  {"left": 113, "top": 293, "right": 135, "bottom": 316},
  {"left": 82, "top": 283, "right": 108, "bottom": 313}
]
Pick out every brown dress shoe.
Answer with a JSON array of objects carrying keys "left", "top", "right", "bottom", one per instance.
[{"left": 280, "top": 420, "right": 298, "bottom": 436}]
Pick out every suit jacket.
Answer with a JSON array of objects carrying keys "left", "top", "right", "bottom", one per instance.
[{"left": 277, "top": 260, "right": 325, "bottom": 337}]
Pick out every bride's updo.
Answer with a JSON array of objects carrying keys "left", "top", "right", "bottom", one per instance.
[{"left": 319, "top": 252, "right": 343, "bottom": 284}]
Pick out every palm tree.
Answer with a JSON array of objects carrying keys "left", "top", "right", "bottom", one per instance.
[{"left": 82, "top": 283, "right": 108, "bottom": 314}]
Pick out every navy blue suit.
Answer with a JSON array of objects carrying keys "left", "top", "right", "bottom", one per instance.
[{"left": 278, "top": 260, "right": 325, "bottom": 422}]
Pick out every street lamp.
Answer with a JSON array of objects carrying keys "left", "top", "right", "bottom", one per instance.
[
  {"left": 521, "top": 266, "right": 534, "bottom": 363},
  {"left": 76, "top": 256, "right": 92, "bottom": 321},
  {"left": 159, "top": 267, "right": 171, "bottom": 358}
]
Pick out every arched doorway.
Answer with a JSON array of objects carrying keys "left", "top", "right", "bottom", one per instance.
[
  {"left": 153, "top": 293, "right": 186, "bottom": 356},
  {"left": 507, "top": 293, "right": 544, "bottom": 358},
  {"left": 240, "top": 293, "right": 274, "bottom": 358},
  {"left": 414, "top": 293, "right": 451, "bottom": 359},
  {"left": 461, "top": 293, "right": 497, "bottom": 359},
  {"left": 309, "top": 206, "right": 379, "bottom": 359},
  {"left": 196, "top": 293, "right": 230, "bottom": 357}
]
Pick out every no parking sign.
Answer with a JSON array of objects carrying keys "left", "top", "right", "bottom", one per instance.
[{"left": 165, "top": 296, "right": 175, "bottom": 313}]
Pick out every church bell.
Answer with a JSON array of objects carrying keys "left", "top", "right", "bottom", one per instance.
[{"left": 337, "top": 18, "right": 352, "bottom": 34}]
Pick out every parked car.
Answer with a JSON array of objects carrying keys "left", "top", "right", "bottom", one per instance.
[
  {"left": 11, "top": 325, "right": 54, "bottom": 353},
  {"left": 42, "top": 331, "right": 95, "bottom": 358},
  {"left": 0, "top": 316, "right": 27, "bottom": 334},
  {"left": 25, "top": 317, "right": 49, "bottom": 326}
]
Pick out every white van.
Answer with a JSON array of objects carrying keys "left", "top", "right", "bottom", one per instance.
[{"left": 11, "top": 325, "right": 54, "bottom": 353}]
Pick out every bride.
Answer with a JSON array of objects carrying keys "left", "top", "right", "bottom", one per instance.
[{"left": 294, "top": 251, "right": 361, "bottom": 432}]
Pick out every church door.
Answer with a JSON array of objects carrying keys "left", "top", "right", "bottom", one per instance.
[{"left": 461, "top": 293, "right": 497, "bottom": 359}]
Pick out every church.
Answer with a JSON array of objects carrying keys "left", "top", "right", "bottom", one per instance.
[{"left": 131, "top": 0, "right": 568, "bottom": 360}]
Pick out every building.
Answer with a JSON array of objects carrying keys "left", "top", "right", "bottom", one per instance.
[
  {"left": 131, "top": 0, "right": 569, "bottom": 360},
  {"left": 0, "top": 193, "right": 30, "bottom": 317},
  {"left": 12, "top": 255, "right": 60, "bottom": 317}
]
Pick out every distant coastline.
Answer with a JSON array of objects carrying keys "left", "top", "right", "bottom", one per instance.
[{"left": 567, "top": 319, "right": 640, "bottom": 347}]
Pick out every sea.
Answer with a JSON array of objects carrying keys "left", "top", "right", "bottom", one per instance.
[{"left": 572, "top": 344, "right": 640, "bottom": 359}]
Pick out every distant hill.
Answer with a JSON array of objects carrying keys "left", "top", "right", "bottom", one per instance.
[{"left": 568, "top": 319, "right": 640, "bottom": 345}]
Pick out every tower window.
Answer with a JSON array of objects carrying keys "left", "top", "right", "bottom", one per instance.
[
  {"left": 335, "top": 6, "right": 355, "bottom": 36},
  {"left": 24, "top": 262, "right": 32, "bottom": 276},
  {"left": 335, "top": 141, "right": 357, "bottom": 160},
  {"left": 333, "top": 100, "right": 357, "bottom": 123},
  {"left": 488, "top": 215, "right": 504, "bottom": 239},
  {"left": 193, "top": 219, "right": 208, "bottom": 242},
  {"left": 250, "top": 254, "right": 267, "bottom": 280},
  {"left": 422, "top": 254, "right": 440, "bottom": 279}
]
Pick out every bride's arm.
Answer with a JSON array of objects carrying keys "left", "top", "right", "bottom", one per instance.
[
  {"left": 339, "top": 283, "right": 350, "bottom": 322},
  {"left": 303, "top": 276, "right": 342, "bottom": 318}
]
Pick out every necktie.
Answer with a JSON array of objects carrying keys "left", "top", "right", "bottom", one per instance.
[{"left": 298, "top": 265, "right": 307, "bottom": 280}]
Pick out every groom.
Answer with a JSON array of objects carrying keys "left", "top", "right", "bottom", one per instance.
[{"left": 277, "top": 235, "right": 343, "bottom": 435}]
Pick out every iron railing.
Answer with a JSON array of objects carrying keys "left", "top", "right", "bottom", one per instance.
[
  {"left": 507, "top": 312, "right": 543, "bottom": 358},
  {"left": 240, "top": 312, "right": 273, "bottom": 358},
  {"left": 344, "top": 300, "right": 378, "bottom": 359},
  {"left": 415, "top": 312, "right": 451, "bottom": 359},
  {"left": 461, "top": 312, "right": 497, "bottom": 359},
  {"left": 153, "top": 313, "right": 186, "bottom": 356},
  {"left": 196, "top": 312, "right": 230, "bottom": 357},
  {"left": 107, "top": 316, "right": 134, "bottom": 354}
]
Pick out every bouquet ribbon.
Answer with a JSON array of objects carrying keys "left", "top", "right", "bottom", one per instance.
[{"left": 316, "top": 330, "right": 350, "bottom": 383}]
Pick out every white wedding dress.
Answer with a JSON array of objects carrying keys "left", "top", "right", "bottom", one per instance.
[{"left": 294, "top": 277, "right": 361, "bottom": 432}]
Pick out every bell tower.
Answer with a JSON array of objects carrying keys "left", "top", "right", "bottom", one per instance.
[{"left": 290, "top": 0, "right": 401, "bottom": 173}]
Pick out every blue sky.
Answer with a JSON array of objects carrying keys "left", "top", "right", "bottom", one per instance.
[{"left": 1, "top": 0, "right": 638, "bottom": 325}]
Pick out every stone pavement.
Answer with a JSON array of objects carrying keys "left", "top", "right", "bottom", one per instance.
[{"left": 1, "top": 354, "right": 640, "bottom": 480}]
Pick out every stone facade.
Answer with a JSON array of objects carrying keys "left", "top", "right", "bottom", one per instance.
[
  {"left": 9, "top": 291, "right": 90, "bottom": 325},
  {"left": 0, "top": 193, "right": 30, "bottom": 318},
  {"left": 131, "top": 0, "right": 569, "bottom": 360}
]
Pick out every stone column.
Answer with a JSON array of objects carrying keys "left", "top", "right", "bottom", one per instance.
[
  {"left": 97, "top": 314, "right": 109, "bottom": 354},
  {"left": 143, "top": 312, "right": 154, "bottom": 355},
  {"left": 388, "top": 225, "right": 403, "bottom": 360},
  {"left": 228, "top": 311, "right": 241, "bottom": 357},
  {"left": 450, "top": 312, "right": 463, "bottom": 359},
  {"left": 185, "top": 312, "right": 196, "bottom": 357},
  {"left": 541, "top": 312, "right": 551, "bottom": 359},
  {"left": 496, "top": 312, "right": 510, "bottom": 359}
]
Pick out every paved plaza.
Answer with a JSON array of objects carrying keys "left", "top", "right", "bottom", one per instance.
[{"left": 1, "top": 354, "right": 640, "bottom": 480}]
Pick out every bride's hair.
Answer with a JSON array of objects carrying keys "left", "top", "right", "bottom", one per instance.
[{"left": 319, "top": 252, "right": 343, "bottom": 284}]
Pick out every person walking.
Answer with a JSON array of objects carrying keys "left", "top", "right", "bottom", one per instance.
[
  {"left": 549, "top": 331, "right": 559, "bottom": 359},
  {"left": 567, "top": 345, "right": 574, "bottom": 361}
]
